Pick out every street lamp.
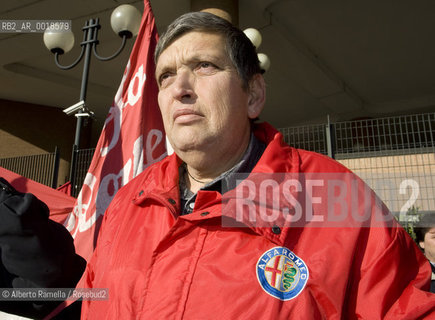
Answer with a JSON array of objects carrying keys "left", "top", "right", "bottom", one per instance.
[
  {"left": 43, "top": 4, "right": 141, "bottom": 194},
  {"left": 243, "top": 27, "right": 271, "bottom": 72}
]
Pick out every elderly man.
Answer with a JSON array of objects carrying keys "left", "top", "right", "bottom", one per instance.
[
  {"left": 1, "top": 11, "right": 433, "bottom": 320},
  {"left": 80, "top": 11, "right": 434, "bottom": 319}
]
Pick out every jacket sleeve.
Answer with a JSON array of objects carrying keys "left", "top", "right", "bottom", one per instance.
[
  {"left": 79, "top": 194, "right": 115, "bottom": 318},
  {"left": 0, "top": 177, "right": 86, "bottom": 319},
  {"left": 347, "top": 222, "right": 435, "bottom": 319}
]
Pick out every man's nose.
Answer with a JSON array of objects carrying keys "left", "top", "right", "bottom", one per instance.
[{"left": 171, "top": 69, "right": 196, "bottom": 101}]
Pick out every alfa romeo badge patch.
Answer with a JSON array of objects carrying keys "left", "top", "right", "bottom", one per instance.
[{"left": 256, "top": 246, "right": 309, "bottom": 300}]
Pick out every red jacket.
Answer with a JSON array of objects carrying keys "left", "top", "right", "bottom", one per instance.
[{"left": 82, "top": 123, "right": 434, "bottom": 319}]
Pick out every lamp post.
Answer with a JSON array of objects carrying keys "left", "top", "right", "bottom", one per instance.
[{"left": 43, "top": 4, "right": 141, "bottom": 194}]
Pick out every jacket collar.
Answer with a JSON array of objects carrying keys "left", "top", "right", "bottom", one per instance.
[
  {"left": 133, "top": 122, "right": 301, "bottom": 246},
  {"left": 220, "top": 122, "right": 302, "bottom": 246}
]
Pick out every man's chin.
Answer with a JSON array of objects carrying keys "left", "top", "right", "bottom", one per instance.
[{"left": 171, "top": 137, "right": 214, "bottom": 155}]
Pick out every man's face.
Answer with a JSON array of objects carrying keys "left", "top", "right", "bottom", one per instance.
[
  {"left": 420, "top": 227, "right": 435, "bottom": 262},
  {"left": 155, "top": 31, "right": 261, "bottom": 166}
]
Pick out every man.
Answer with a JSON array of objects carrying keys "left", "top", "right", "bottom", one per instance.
[
  {"left": 416, "top": 213, "right": 435, "bottom": 293},
  {"left": 81, "top": 11, "right": 434, "bottom": 319}
]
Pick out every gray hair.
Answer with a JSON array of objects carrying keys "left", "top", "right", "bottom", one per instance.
[{"left": 154, "top": 11, "right": 261, "bottom": 89}]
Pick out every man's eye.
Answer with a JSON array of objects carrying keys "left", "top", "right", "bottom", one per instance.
[
  {"left": 160, "top": 73, "right": 170, "bottom": 81},
  {"left": 199, "top": 62, "right": 212, "bottom": 68},
  {"left": 159, "top": 73, "right": 172, "bottom": 86},
  {"left": 196, "top": 62, "right": 218, "bottom": 74}
]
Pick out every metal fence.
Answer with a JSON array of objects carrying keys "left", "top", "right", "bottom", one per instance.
[
  {"left": 280, "top": 124, "right": 328, "bottom": 155},
  {"left": 334, "top": 113, "right": 435, "bottom": 156},
  {"left": 71, "top": 147, "right": 95, "bottom": 197},
  {"left": 279, "top": 112, "right": 435, "bottom": 218},
  {"left": 0, "top": 147, "right": 60, "bottom": 188}
]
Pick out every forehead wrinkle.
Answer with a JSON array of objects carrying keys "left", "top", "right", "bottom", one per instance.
[
  {"left": 163, "top": 48, "right": 224, "bottom": 67},
  {"left": 156, "top": 32, "right": 228, "bottom": 71},
  {"left": 156, "top": 46, "right": 196, "bottom": 76}
]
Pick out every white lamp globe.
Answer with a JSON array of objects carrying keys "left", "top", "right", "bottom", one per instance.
[
  {"left": 243, "top": 28, "right": 262, "bottom": 49},
  {"left": 43, "top": 28, "right": 74, "bottom": 54},
  {"left": 258, "top": 53, "right": 271, "bottom": 72},
  {"left": 110, "top": 4, "right": 142, "bottom": 37}
]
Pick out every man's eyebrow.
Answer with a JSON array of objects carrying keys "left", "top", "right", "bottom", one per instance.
[
  {"left": 156, "top": 53, "right": 224, "bottom": 75},
  {"left": 175, "top": 53, "right": 221, "bottom": 66},
  {"left": 155, "top": 64, "right": 173, "bottom": 79},
  {"left": 156, "top": 66, "right": 169, "bottom": 75}
]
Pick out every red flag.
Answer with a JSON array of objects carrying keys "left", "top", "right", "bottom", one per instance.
[
  {"left": 0, "top": 166, "right": 75, "bottom": 224},
  {"left": 57, "top": 181, "right": 72, "bottom": 196},
  {"left": 64, "top": 0, "right": 166, "bottom": 261}
]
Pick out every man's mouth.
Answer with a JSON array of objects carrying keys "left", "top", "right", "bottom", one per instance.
[{"left": 173, "top": 109, "right": 203, "bottom": 124}]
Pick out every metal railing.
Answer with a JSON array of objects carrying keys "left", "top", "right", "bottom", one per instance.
[
  {"left": 278, "top": 112, "right": 435, "bottom": 218},
  {"left": 71, "top": 147, "right": 95, "bottom": 197},
  {"left": 333, "top": 113, "right": 434, "bottom": 157},
  {"left": 0, "top": 147, "right": 60, "bottom": 188},
  {"left": 280, "top": 123, "right": 327, "bottom": 155}
]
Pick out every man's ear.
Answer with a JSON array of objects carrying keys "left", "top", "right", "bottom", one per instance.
[
  {"left": 247, "top": 74, "right": 266, "bottom": 119},
  {"left": 419, "top": 241, "right": 425, "bottom": 250}
]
